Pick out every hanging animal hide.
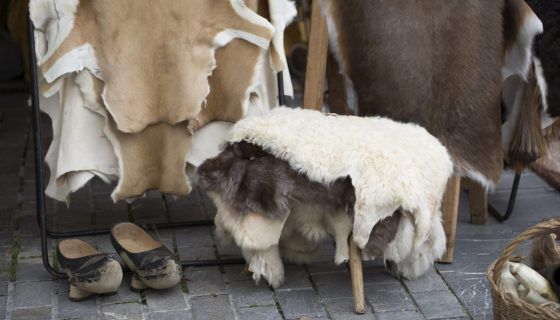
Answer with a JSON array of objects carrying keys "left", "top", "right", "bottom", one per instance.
[
  {"left": 502, "top": 0, "right": 560, "bottom": 169},
  {"left": 32, "top": 0, "right": 275, "bottom": 133},
  {"left": 187, "top": 0, "right": 297, "bottom": 135},
  {"left": 527, "top": 0, "right": 560, "bottom": 120},
  {"left": 30, "top": 0, "right": 296, "bottom": 201},
  {"left": 196, "top": 107, "right": 451, "bottom": 287},
  {"left": 319, "top": 0, "right": 544, "bottom": 189}
]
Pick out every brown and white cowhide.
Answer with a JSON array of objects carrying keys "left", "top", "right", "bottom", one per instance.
[
  {"left": 319, "top": 0, "right": 544, "bottom": 189},
  {"left": 196, "top": 107, "right": 452, "bottom": 288}
]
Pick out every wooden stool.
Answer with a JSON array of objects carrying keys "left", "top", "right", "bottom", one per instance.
[{"left": 302, "top": 0, "right": 462, "bottom": 313}]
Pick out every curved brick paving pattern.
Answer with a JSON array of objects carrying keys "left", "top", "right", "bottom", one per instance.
[{"left": 1, "top": 90, "right": 560, "bottom": 319}]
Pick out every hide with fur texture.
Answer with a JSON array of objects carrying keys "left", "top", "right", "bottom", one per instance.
[
  {"left": 528, "top": 0, "right": 560, "bottom": 119},
  {"left": 502, "top": 0, "right": 560, "bottom": 168},
  {"left": 320, "top": 0, "right": 544, "bottom": 189},
  {"left": 30, "top": 0, "right": 295, "bottom": 201},
  {"left": 33, "top": 0, "right": 275, "bottom": 133},
  {"left": 197, "top": 108, "right": 451, "bottom": 287}
]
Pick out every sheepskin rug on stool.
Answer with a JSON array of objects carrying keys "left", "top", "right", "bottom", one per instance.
[{"left": 196, "top": 107, "right": 454, "bottom": 287}]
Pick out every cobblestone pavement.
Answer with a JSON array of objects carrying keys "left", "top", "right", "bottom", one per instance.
[{"left": 1, "top": 90, "right": 559, "bottom": 320}]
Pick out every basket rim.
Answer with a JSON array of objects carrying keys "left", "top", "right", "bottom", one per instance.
[{"left": 486, "top": 218, "right": 560, "bottom": 319}]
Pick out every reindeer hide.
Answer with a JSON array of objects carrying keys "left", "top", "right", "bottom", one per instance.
[{"left": 320, "top": 0, "right": 545, "bottom": 189}]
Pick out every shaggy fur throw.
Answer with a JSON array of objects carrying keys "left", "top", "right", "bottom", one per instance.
[{"left": 197, "top": 107, "right": 452, "bottom": 287}]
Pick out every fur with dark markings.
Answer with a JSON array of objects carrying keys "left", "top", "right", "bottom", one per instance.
[{"left": 196, "top": 141, "right": 401, "bottom": 261}]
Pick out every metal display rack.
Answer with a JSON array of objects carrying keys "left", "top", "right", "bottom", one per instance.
[{"left": 27, "top": 16, "right": 285, "bottom": 278}]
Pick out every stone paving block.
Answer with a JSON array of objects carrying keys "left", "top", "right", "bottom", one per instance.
[
  {"left": 16, "top": 258, "right": 52, "bottom": 282},
  {"left": 0, "top": 295, "right": 6, "bottom": 320},
  {"left": 323, "top": 298, "right": 376, "bottom": 320},
  {"left": 375, "top": 310, "right": 424, "bottom": 320},
  {"left": 174, "top": 226, "right": 214, "bottom": 248},
  {"left": 0, "top": 272, "right": 9, "bottom": 296},
  {"left": 178, "top": 246, "right": 215, "bottom": 261},
  {"left": 58, "top": 293, "right": 97, "bottom": 319},
  {"left": 11, "top": 306, "right": 52, "bottom": 320},
  {"left": 146, "top": 285, "right": 187, "bottom": 312},
  {"left": 365, "top": 282, "right": 417, "bottom": 313},
  {"left": 167, "top": 191, "right": 207, "bottom": 221},
  {"left": 228, "top": 280, "right": 275, "bottom": 308},
  {"left": 306, "top": 260, "right": 347, "bottom": 274},
  {"left": 311, "top": 272, "right": 353, "bottom": 299},
  {"left": 276, "top": 289, "right": 325, "bottom": 319},
  {"left": 224, "top": 265, "right": 252, "bottom": 282},
  {"left": 470, "top": 309, "right": 493, "bottom": 320},
  {"left": 18, "top": 236, "right": 42, "bottom": 259},
  {"left": 238, "top": 306, "right": 283, "bottom": 320},
  {"left": 442, "top": 275, "right": 492, "bottom": 320},
  {"left": 147, "top": 310, "right": 192, "bottom": 320},
  {"left": 278, "top": 265, "right": 312, "bottom": 290},
  {"left": 363, "top": 267, "right": 400, "bottom": 285},
  {"left": 14, "top": 281, "right": 54, "bottom": 308},
  {"left": 190, "top": 294, "right": 235, "bottom": 320},
  {"left": 100, "top": 274, "right": 141, "bottom": 304},
  {"left": 184, "top": 267, "right": 226, "bottom": 296},
  {"left": 412, "top": 290, "right": 467, "bottom": 319},
  {"left": 0, "top": 192, "right": 17, "bottom": 210},
  {"left": 215, "top": 238, "right": 242, "bottom": 257},
  {"left": 403, "top": 268, "right": 447, "bottom": 293},
  {"left": 436, "top": 239, "right": 509, "bottom": 277},
  {"left": 57, "top": 279, "right": 70, "bottom": 294},
  {"left": 101, "top": 302, "right": 143, "bottom": 320},
  {"left": 199, "top": 192, "right": 217, "bottom": 214}
]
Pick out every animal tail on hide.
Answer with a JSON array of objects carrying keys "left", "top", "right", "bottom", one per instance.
[{"left": 508, "top": 65, "right": 549, "bottom": 172}]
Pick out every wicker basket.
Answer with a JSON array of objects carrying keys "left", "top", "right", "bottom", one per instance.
[{"left": 487, "top": 219, "right": 560, "bottom": 320}]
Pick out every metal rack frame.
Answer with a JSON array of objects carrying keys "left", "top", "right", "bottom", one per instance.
[
  {"left": 27, "top": 16, "right": 286, "bottom": 278},
  {"left": 488, "top": 172, "right": 522, "bottom": 222}
]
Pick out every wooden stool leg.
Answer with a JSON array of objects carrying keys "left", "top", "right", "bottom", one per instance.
[
  {"left": 303, "top": 0, "right": 328, "bottom": 110},
  {"left": 462, "top": 178, "right": 488, "bottom": 225},
  {"left": 348, "top": 236, "right": 366, "bottom": 314},
  {"left": 439, "top": 176, "right": 461, "bottom": 264}
]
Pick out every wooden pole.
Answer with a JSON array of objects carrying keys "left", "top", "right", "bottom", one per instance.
[
  {"left": 439, "top": 176, "right": 461, "bottom": 263},
  {"left": 462, "top": 178, "right": 488, "bottom": 225},
  {"left": 348, "top": 236, "right": 366, "bottom": 314},
  {"left": 303, "top": 0, "right": 328, "bottom": 110}
]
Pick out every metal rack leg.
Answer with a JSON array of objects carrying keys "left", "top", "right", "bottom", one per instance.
[
  {"left": 28, "top": 11, "right": 287, "bottom": 276},
  {"left": 488, "top": 173, "right": 522, "bottom": 222},
  {"left": 27, "top": 15, "right": 65, "bottom": 279}
]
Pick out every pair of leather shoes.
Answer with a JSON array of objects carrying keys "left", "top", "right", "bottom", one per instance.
[{"left": 58, "top": 223, "right": 181, "bottom": 302}]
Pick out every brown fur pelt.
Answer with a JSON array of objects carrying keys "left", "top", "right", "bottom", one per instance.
[
  {"left": 321, "top": 0, "right": 508, "bottom": 187},
  {"left": 196, "top": 141, "right": 402, "bottom": 287},
  {"left": 527, "top": 0, "right": 560, "bottom": 119},
  {"left": 196, "top": 142, "right": 356, "bottom": 221}
]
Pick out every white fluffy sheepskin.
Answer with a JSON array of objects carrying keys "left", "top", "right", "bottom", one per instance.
[
  {"left": 224, "top": 107, "right": 453, "bottom": 283},
  {"left": 228, "top": 107, "right": 454, "bottom": 251}
]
